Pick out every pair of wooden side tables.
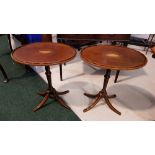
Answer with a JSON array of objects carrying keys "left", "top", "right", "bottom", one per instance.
[{"left": 12, "top": 42, "right": 147, "bottom": 115}]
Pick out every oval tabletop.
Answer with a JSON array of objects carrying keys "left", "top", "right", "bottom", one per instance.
[
  {"left": 80, "top": 45, "right": 147, "bottom": 70},
  {"left": 11, "top": 42, "right": 76, "bottom": 66}
]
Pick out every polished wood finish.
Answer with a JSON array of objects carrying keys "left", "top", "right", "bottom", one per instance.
[
  {"left": 12, "top": 42, "right": 76, "bottom": 66},
  {"left": 81, "top": 45, "right": 147, "bottom": 115},
  {"left": 12, "top": 34, "right": 63, "bottom": 81},
  {"left": 114, "top": 70, "right": 120, "bottom": 83},
  {"left": 81, "top": 45, "right": 147, "bottom": 70},
  {"left": 42, "top": 34, "right": 65, "bottom": 81},
  {"left": 59, "top": 64, "right": 63, "bottom": 81},
  {"left": 57, "top": 34, "right": 130, "bottom": 41},
  {"left": 84, "top": 69, "right": 120, "bottom": 115},
  {"left": 11, "top": 42, "right": 76, "bottom": 112},
  {"left": 33, "top": 66, "right": 70, "bottom": 112}
]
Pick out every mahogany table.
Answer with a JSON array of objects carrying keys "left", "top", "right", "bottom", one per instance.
[
  {"left": 11, "top": 42, "right": 76, "bottom": 112},
  {"left": 80, "top": 45, "right": 147, "bottom": 115}
]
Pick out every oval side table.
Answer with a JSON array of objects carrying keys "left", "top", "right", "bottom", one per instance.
[
  {"left": 12, "top": 42, "right": 76, "bottom": 112},
  {"left": 81, "top": 45, "right": 147, "bottom": 115}
]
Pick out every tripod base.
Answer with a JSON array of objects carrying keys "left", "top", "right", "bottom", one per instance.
[
  {"left": 33, "top": 88, "right": 70, "bottom": 112},
  {"left": 83, "top": 91, "right": 121, "bottom": 115}
]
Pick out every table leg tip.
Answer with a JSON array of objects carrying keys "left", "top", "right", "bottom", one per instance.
[
  {"left": 66, "top": 90, "right": 69, "bottom": 93},
  {"left": 108, "top": 94, "right": 117, "bottom": 98},
  {"left": 3, "top": 79, "right": 9, "bottom": 83},
  {"left": 33, "top": 107, "right": 39, "bottom": 112},
  {"left": 83, "top": 109, "right": 88, "bottom": 112}
]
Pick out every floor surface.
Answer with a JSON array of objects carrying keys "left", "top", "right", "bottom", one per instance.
[{"left": 35, "top": 44, "right": 155, "bottom": 121}]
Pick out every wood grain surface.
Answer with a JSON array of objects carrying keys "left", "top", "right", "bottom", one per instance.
[
  {"left": 11, "top": 42, "right": 76, "bottom": 66},
  {"left": 80, "top": 45, "right": 147, "bottom": 70}
]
